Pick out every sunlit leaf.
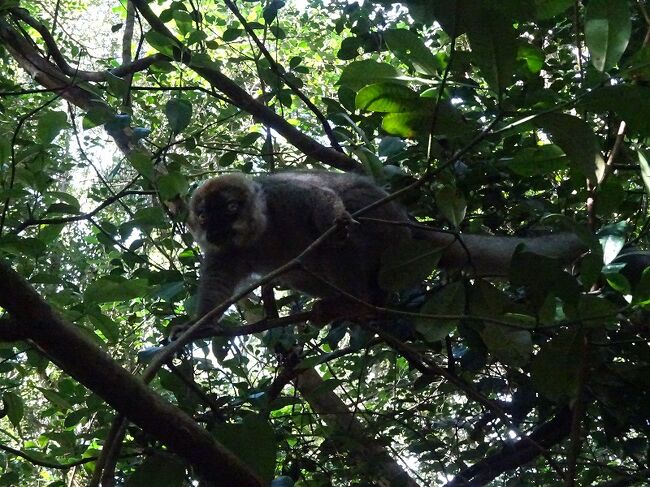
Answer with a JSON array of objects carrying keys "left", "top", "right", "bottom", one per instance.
[
  {"left": 165, "top": 98, "right": 193, "bottom": 134},
  {"left": 585, "top": 0, "right": 631, "bottom": 72}
]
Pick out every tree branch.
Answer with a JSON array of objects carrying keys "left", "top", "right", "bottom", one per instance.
[
  {"left": 445, "top": 408, "right": 572, "bottom": 487},
  {"left": 130, "top": 0, "right": 361, "bottom": 173},
  {"left": 0, "top": 260, "right": 262, "bottom": 487},
  {"left": 221, "top": 0, "right": 343, "bottom": 153}
]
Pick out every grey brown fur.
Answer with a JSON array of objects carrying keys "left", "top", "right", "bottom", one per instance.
[
  {"left": 189, "top": 171, "right": 586, "bottom": 320},
  {"left": 188, "top": 172, "right": 412, "bottom": 318}
]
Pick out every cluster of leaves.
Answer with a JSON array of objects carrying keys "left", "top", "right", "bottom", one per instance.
[{"left": 0, "top": 0, "right": 649, "bottom": 486}]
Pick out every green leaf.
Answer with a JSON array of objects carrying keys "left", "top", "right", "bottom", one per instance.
[
  {"left": 165, "top": 98, "right": 193, "bottom": 134},
  {"left": 379, "top": 239, "right": 442, "bottom": 291},
  {"left": 416, "top": 282, "right": 465, "bottom": 342},
  {"left": 634, "top": 267, "right": 650, "bottom": 303},
  {"left": 37, "top": 111, "right": 68, "bottom": 144},
  {"left": 87, "top": 312, "right": 120, "bottom": 343},
  {"left": 638, "top": 150, "right": 650, "bottom": 197},
  {"left": 382, "top": 111, "right": 431, "bottom": 138},
  {"left": 384, "top": 29, "right": 440, "bottom": 75},
  {"left": 581, "top": 85, "right": 650, "bottom": 136},
  {"left": 105, "top": 72, "right": 128, "bottom": 97},
  {"left": 585, "top": 0, "right": 631, "bottom": 72},
  {"left": 83, "top": 104, "right": 114, "bottom": 130},
  {"left": 534, "top": 113, "right": 605, "bottom": 182},
  {"left": 219, "top": 151, "right": 238, "bottom": 167},
  {"left": 36, "top": 387, "right": 72, "bottom": 410},
  {"left": 534, "top": 0, "right": 573, "bottom": 19},
  {"left": 212, "top": 415, "right": 277, "bottom": 483},
  {"left": 435, "top": 186, "right": 466, "bottom": 228},
  {"left": 158, "top": 172, "right": 189, "bottom": 200},
  {"left": 84, "top": 277, "right": 149, "bottom": 304},
  {"left": 145, "top": 30, "right": 178, "bottom": 56},
  {"left": 508, "top": 144, "right": 567, "bottom": 176},
  {"left": 125, "top": 453, "right": 186, "bottom": 487},
  {"left": 480, "top": 325, "right": 532, "bottom": 367},
  {"left": 223, "top": 28, "right": 243, "bottom": 42},
  {"left": 351, "top": 147, "right": 383, "bottom": 180},
  {"left": 338, "top": 60, "right": 403, "bottom": 91},
  {"left": 465, "top": 7, "right": 518, "bottom": 94},
  {"left": 598, "top": 223, "right": 627, "bottom": 265},
  {"left": 355, "top": 83, "right": 425, "bottom": 113},
  {"left": 128, "top": 150, "right": 154, "bottom": 180},
  {"left": 3, "top": 391, "right": 24, "bottom": 427},
  {"left": 517, "top": 43, "right": 545, "bottom": 74},
  {"left": 0, "top": 236, "right": 46, "bottom": 257},
  {"left": 531, "top": 330, "right": 582, "bottom": 401},
  {"left": 263, "top": 0, "right": 285, "bottom": 23}
]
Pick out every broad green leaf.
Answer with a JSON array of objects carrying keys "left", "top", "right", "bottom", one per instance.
[
  {"left": 351, "top": 147, "right": 383, "bottom": 180},
  {"left": 158, "top": 172, "right": 189, "bottom": 200},
  {"left": 598, "top": 223, "right": 627, "bottom": 264},
  {"left": 83, "top": 104, "right": 114, "bottom": 130},
  {"left": 581, "top": 85, "right": 650, "bottom": 136},
  {"left": 508, "top": 144, "right": 567, "bottom": 176},
  {"left": 416, "top": 281, "right": 465, "bottom": 342},
  {"left": 84, "top": 277, "right": 149, "bottom": 304},
  {"left": 531, "top": 330, "right": 582, "bottom": 401},
  {"left": 125, "top": 454, "right": 186, "bottom": 487},
  {"left": 435, "top": 186, "right": 466, "bottom": 228},
  {"left": 338, "top": 60, "right": 403, "bottom": 91},
  {"left": 0, "top": 236, "right": 46, "bottom": 257},
  {"left": 105, "top": 72, "right": 128, "bottom": 97},
  {"left": 87, "top": 312, "right": 120, "bottom": 343},
  {"left": 355, "top": 83, "right": 423, "bottom": 113},
  {"left": 223, "top": 28, "right": 243, "bottom": 41},
  {"left": 384, "top": 29, "right": 440, "bottom": 75},
  {"left": 634, "top": 267, "right": 650, "bottom": 303},
  {"left": 165, "top": 98, "right": 193, "bottom": 134},
  {"left": 379, "top": 239, "right": 442, "bottom": 291},
  {"left": 480, "top": 325, "right": 532, "bottom": 367},
  {"left": 466, "top": 7, "right": 517, "bottom": 94},
  {"left": 37, "top": 111, "right": 68, "bottom": 144},
  {"left": 382, "top": 111, "right": 431, "bottom": 138},
  {"left": 534, "top": 113, "right": 605, "bottom": 182},
  {"left": 36, "top": 387, "right": 72, "bottom": 410},
  {"left": 3, "top": 391, "right": 24, "bottom": 427},
  {"left": 172, "top": 9, "right": 193, "bottom": 36},
  {"left": 220, "top": 151, "right": 238, "bottom": 167},
  {"left": 575, "top": 294, "right": 620, "bottom": 327},
  {"left": 585, "top": 0, "right": 631, "bottom": 72},
  {"left": 638, "top": 150, "right": 650, "bottom": 197},
  {"left": 212, "top": 415, "right": 277, "bottom": 483},
  {"left": 263, "top": 0, "right": 285, "bottom": 23},
  {"left": 517, "top": 43, "right": 545, "bottom": 74},
  {"left": 128, "top": 150, "right": 154, "bottom": 180},
  {"left": 534, "top": 0, "right": 573, "bottom": 19},
  {"left": 145, "top": 30, "right": 178, "bottom": 56}
]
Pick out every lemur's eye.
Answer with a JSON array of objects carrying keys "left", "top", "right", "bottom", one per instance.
[{"left": 226, "top": 201, "right": 240, "bottom": 213}]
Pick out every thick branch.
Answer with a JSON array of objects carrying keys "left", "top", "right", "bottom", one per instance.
[
  {"left": 0, "top": 19, "right": 96, "bottom": 108},
  {"left": 445, "top": 408, "right": 572, "bottom": 487},
  {"left": 295, "top": 368, "right": 421, "bottom": 487},
  {"left": 10, "top": 8, "right": 164, "bottom": 82},
  {"left": 130, "top": 0, "right": 362, "bottom": 173},
  {"left": 0, "top": 260, "right": 262, "bottom": 487}
]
